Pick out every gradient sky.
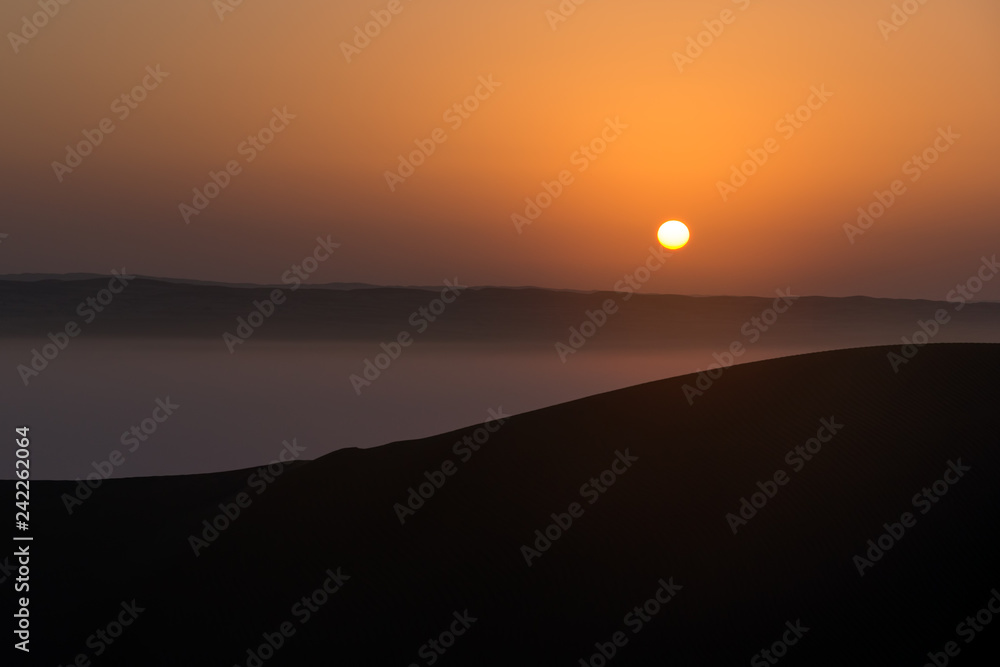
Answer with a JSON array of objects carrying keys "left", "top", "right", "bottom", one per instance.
[{"left": 2, "top": 0, "right": 998, "bottom": 299}]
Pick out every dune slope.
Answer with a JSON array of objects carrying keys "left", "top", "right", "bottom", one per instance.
[{"left": 15, "top": 344, "right": 1000, "bottom": 665}]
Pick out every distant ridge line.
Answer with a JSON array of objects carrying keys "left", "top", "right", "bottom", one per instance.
[{"left": 2, "top": 273, "right": 998, "bottom": 303}]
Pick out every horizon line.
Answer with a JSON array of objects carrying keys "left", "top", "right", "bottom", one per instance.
[{"left": 2, "top": 272, "right": 997, "bottom": 305}]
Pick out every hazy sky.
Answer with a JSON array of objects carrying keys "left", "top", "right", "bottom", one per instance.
[{"left": 2, "top": 0, "right": 998, "bottom": 298}]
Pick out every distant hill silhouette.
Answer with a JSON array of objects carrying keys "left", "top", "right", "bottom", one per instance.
[
  {"left": 14, "top": 344, "right": 1000, "bottom": 664},
  {"left": 2, "top": 277, "right": 1000, "bottom": 350}
]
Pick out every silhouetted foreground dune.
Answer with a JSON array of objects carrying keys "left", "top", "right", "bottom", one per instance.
[{"left": 13, "top": 344, "right": 1000, "bottom": 665}]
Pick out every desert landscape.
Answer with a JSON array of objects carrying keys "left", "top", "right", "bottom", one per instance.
[
  {"left": 5, "top": 343, "right": 999, "bottom": 664},
  {"left": 3, "top": 0, "right": 999, "bottom": 663}
]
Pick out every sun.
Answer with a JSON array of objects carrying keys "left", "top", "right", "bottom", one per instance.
[{"left": 657, "top": 220, "right": 690, "bottom": 250}]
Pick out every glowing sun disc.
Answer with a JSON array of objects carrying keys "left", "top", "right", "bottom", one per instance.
[{"left": 657, "top": 220, "right": 690, "bottom": 250}]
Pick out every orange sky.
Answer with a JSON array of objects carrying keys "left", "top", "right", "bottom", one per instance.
[{"left": 2, "top": 0, "right": 999, "bottom": 298}]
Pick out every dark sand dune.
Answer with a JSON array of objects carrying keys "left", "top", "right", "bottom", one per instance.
[{"left": 13, "top": 344, "right": 1000, "bottom": 665}]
